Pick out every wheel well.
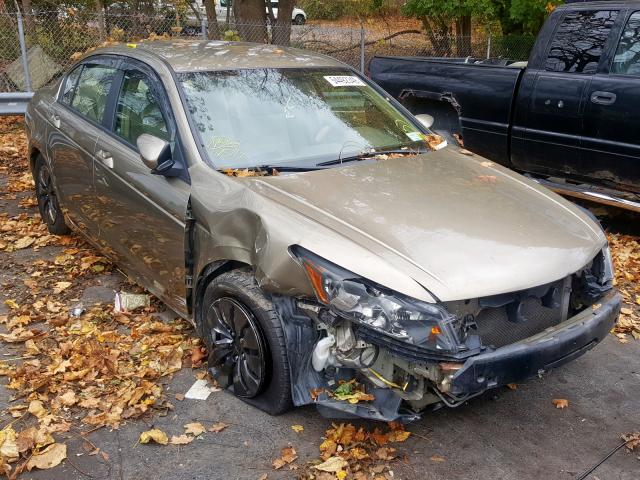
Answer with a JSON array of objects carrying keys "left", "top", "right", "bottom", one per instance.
[
  {"left": 29, "top": 147, "right": 41, "bottom": 175},
  {"left": 403, "top": 97, "right": 461, "bottom": 137},
  {"left": 193, "top": 260, "right": 252, "bottom": 325}
]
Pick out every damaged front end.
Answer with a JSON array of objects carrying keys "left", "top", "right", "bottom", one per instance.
[{"left": 273, "top": 246, "right": 619, "bottom": 422}]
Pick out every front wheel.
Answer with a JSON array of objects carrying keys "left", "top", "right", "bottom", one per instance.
[
  {"left": 198, "top": 269, "right": 292, "bottom": 415},
  {"left": 34, "top": 156, "right": 70, "bottom": 235}
]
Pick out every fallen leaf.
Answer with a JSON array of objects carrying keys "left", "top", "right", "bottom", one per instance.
[
  {"left": 291, "top": 425, "right": 304, "bottom": 433},
  {"left": 170, "top": 435, "right": 194, "bottom": 445},
  {"left": 53, "top": 281, "right": 72, "bottom": 294},
  {"left": 506, "top": 383, "right": 518, "bottom": 390},
  {"left": 0, "top": 426, "right": 19, "bottom": 461},
  {"left": 14, "top": 236, "right": 35, "bottom": 249},
  {"left": 272, "top": 446, "right": 297, "bottom": 469},
  {"left": 184, "top": 422, "right": 206, "bottom": 436},
  {"left": 58, "top": 390, "right": 77, "bottom": 407},
  {"left": 139, "top": 429, "right": 168, "bottom": 445},
  {"left": 314, "top": 456, "right": 348, "bottom": 472},
  {"left": 208, "top": 422, "right": 229, "bottom": 433},
  {"left": 25, "top": 443, "right": 67, "bottom": 471},
  {"left": 552, "top": 398, "right": 569, "bottom": 409},
  {"left": 28, "top": 400, "right": 47, "bottom": 418},
  {"left": 375, "top": 447, "right": 396, "bottom": 461},
  {"left": 430, "top": 454, "right": 446, "bottom": 462}
]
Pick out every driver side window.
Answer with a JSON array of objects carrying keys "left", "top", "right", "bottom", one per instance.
[{"left": 114, "top": 70, "right": 169, "bottom": 146}]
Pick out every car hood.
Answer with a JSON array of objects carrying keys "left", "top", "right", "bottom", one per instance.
[{"left": 243, "top": 150, "right": 605, "bottom": 301}]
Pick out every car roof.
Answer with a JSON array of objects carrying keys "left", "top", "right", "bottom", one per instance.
[{"left": 90, "top": 40, "right": 346, "bottom": 73}]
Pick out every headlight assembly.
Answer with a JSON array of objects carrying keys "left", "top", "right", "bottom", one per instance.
[{"left": 292, "top": 246, "right": 462, "bottom": 353}]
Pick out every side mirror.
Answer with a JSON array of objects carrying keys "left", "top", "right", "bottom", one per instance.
[
  {"left": 415, "top": 113, "right": 434, "bottom": 130},
  {"left": 137, "top": 133, "right": 174, "bottom": 174}
]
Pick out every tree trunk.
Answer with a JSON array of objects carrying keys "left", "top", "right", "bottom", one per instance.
[
  {"left": 421, "top": 16, "right": 452, "bottom": 57},
  {"left": 203, "top": 0, "right": 220, "bottom": 39},
  {"left": 21, "top": 0, "right": 33, "bottom": 35},
  {"left": 234, "top": 0, "right": 267, "bottom": 43},
  {"left": 455, "top": 15, "right": 472, "bottom": 57},
  {"left": 94, "top": 0, "right": 106, "bottom": 41},
  {"left": 272, "top": 0, "right": 293, "bottom": 46}
]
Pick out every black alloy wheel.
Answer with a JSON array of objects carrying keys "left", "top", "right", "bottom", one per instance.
[
  {"left": 204, "top": 296, "right": 267, "bottom": 398},
  {"left": 35, "top": 156, "right": 69, "bottom": 235}
]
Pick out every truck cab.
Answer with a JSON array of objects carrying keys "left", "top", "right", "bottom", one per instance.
[{"left": 370, "top": 1, "right": 640, "bottom": 210}]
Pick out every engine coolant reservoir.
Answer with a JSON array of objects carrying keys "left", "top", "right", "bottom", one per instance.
[{"left": 312, "top": 335, "right": 335, "bottom": 372}]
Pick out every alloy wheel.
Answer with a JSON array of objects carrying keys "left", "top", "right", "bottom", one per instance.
[
  {"left": 37, "top": 165, "right": 58, "bottom": 224},
  {"left": 204, "top": 297, "right": 267, "bottom": 398}
]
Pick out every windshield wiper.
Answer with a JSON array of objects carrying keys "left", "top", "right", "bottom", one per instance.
[
  {"left": 316, "top": 148, "right": 422, "bottom": 167},
  {"left": 219, "top": 164, "right": 322, "bottom": 175}
]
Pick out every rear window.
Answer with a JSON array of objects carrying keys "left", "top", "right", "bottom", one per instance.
[
  {"left": 544, "top": 10, "right": 618, "bottom": 74},
  {"left": 71, "top": 64, "right": 116, "bottom": 123}
]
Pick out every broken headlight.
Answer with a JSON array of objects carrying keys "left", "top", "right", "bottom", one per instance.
[{"left": 293, "top": 246, "right": 460, "bottom": 352}]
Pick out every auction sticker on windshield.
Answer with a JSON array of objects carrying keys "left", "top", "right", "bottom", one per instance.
[{"left": 324, "top": 75, "right": 366, "bottom": 87}]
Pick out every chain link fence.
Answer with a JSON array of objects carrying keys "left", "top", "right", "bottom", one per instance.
[{"left": 0, "top": 10, "right": 536, "bottom": 95}]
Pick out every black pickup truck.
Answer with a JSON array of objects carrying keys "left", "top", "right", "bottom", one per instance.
[{"left": 370, "top": 1, "right": 640, "bottom": 211}]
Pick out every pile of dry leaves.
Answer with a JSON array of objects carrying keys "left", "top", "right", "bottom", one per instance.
[
  {"left": 0, "top": 116, "right": 201, "bottom": 477},
  {"left": 608, "top": 233, "right": 640, "bottom": 341},
  {"left": 271, "top": 422, "right": 412, "bottom": 480}
]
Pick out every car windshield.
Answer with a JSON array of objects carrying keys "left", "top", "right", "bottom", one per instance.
[{"left": 179, "top": 68, "right": 427, "bottom": 169}]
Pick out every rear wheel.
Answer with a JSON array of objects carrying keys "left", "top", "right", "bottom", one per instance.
[
  {"left": 198, "top": 269, "right": 292, "bottom": 415},
  {"left": 34, "top": 156, "right": 70, "bottom": 235},
  {"left": 293, "top": 14, "right": 305, "bottom": 25}
]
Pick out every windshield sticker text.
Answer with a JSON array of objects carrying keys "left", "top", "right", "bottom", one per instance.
[{"left": 324, "top": 76, "right": 366, "bottom": 87}]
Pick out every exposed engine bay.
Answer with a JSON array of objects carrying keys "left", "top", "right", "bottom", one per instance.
[{"left": 273, "top": 247, "right": 615, "bottom": 421}]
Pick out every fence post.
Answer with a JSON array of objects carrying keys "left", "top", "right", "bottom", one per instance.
[
  {"left": 359, "top": 24, "right": 365, "bottom": 74},
  {"left": 201, "top": 15, "right": 207, "bottom": 39},
  {"left": 486, "top": 33, "right": 492, "bottom": 59},
  {"left": 16, "top": 10, "right": 32, "bottom": 92}
]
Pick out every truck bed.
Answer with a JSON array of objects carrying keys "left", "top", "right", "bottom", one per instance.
[{"left": 369, "top": 56, "right": 525, "bottom": 165}]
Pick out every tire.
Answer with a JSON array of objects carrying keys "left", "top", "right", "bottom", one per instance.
[
  {"left": 34, "top": 155, "right": 70, "bottom": 235},
  {"left": 293, "top": 14, "right": 305, "bottom": 25},
  {"left": 198, "top": 269, "right": 293, "bottom": 415}
]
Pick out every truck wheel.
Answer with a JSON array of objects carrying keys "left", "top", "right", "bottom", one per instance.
[
  {"left": 198, "top": 269, "right": 293, "bottom": 415},
  {"left": 293, "top": 14, "right": 305, "bottom": 25},
  {"left": 34, "top": 155, "right": 70, "bottom": 235}
]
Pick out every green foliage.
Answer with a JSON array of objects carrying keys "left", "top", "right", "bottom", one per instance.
[
  {"left": 223, "top": 29, "right": 241, "bottom": 41},
  {"left": 492, "top": 33, "right": 536, "bottom": 59},
  {"left": 402, "top": 0, "right": 496, "bottom": 22},
  {"left": 509, "top": 0, "right": 561, "bottom": 34},
  {"left": 299, "top": 0, "right": 396, "bottom": 20},
  {"left": 299, "top": 0, "right": 347, "bottom": 20}
]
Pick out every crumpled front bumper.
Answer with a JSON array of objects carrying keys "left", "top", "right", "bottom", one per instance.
[{"left": 449, "top": 292, "right": 621, "bottom": 396}]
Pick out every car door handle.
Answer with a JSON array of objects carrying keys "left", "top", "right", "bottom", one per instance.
[
  {"left": 50, "top": 113, "right": 60, "bottom": 128},
  {"left": 96, "top": 149, "right": 114, "bottom": 169},
  {"left": 590, "top": 91, "right": 617, "bottom": 105}
]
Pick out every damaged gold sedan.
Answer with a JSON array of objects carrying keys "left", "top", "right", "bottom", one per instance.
[{"left": 25, "top": 40, "right": 621, "bottom": 421}]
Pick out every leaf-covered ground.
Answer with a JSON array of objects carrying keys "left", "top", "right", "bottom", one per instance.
[{"left": 0, "top": 116, "right": 638, "bottom": 479}]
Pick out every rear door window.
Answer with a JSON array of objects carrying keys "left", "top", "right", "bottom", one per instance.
[
  {"left": 71, "top": 64, "right": 117, "bottom": 123},
  {"left": 114, "top": 70, "right": 169, "bottom": 146},
  {"left": 60, "top": 65, "right": 83, "bottom": 105},
  {"left": 544, "top": 10, "right": 618, "bottom": 74},
  {"left": 611, "top": 11, "right": 640, "bottom": 75}
]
